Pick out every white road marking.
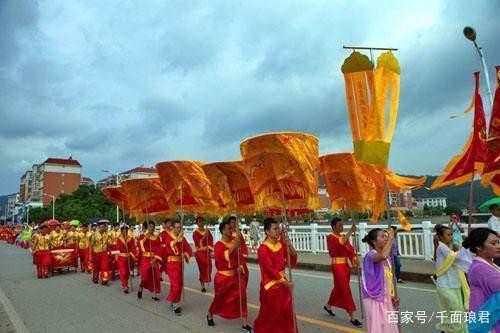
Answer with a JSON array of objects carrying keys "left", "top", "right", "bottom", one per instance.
[{"left": 0, "top": 283, "right": 29, "bottom": 333}]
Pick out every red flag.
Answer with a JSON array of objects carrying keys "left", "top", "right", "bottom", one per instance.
[
  {"left": 432, "top": 72, "right": 487, "bottom": 189},
  {"left": 481, "top": 66, "right": 500, "bottom": 195}
]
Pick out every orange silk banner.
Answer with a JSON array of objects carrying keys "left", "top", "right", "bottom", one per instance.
[
  {"left": 319, "top": 153, "right": 425, "bottom": 223},
  {"left": 432, "top": 72, "right": 487, "bottom": 189},
  {"left": 481, "top": 66, "right": 500, "bottom": 195},
  {"left": 201, "top": 163, "right": 232, "bottom": 215},
  {"left": 211, "top": 161, "right": 256, "bottom": 215},
  {"left": 240, "top": 132, "right": 320, "bottom": 213},
  {"left": 341, "top": 51, "right": 401, "bottom": 167},
  {"left": 120, "top": 177, "right": 171, "bottom": 220},
  {"left": 155, "top": 160, "right": 218, "bottom": 215},
  {"left": 102, "top": 185, "right": 129, "bottom": 212}
]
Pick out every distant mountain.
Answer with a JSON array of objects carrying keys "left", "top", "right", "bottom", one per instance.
[{"left": 409, "top": 175, "right": 495, "bottom": 209}]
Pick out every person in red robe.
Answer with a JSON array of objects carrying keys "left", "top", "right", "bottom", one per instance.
[
  {"left": 229, "top": 216, "right": 249, "bottom": 287},
  {"left": 254, "top": 217, "right": 298, "bottom": 333},
  {"left": 207, "top": 219, "right": 251, "bottom": 332},
  {"left": 136, "top": 221, "right": 148, "bottom": 277},
  {"left": 32, "top": 225, "right": 51, "bottom": 278},
  {"left": 323, "top": 217, "right": 362, "bottom": 328},
  {"left": 78, "top": 224, "right": 92, "bottom": 273},
  {"left": 159, "top": 219, "right": 173, "bottom": 275},
  {"left": 116, "top": 224, "right": 137, "bottom": 294},
  {"left": 89, "top": 221, "right": 111, "bottom": 285},
  {"left": 192, "top": 216, "right": 213, "bottom": 292},
  {"left": 165, "top": 220, "right": 192, "bottom": 315},
  {"left": 137, "top": 221, "right": 162, "bottom": 301}
]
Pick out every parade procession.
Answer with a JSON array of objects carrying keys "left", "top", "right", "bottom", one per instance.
[{"left": 0, "top": 2, "right": 500, "bottom": 333}]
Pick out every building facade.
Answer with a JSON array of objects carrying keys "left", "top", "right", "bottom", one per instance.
[
  {"left": 97, "top": 167, "right": 158, "bottom": 188},
  {"left": 19, "top": 157, "right": 82, "bottom": 206},
  {"left": 418, "top": 197, "right": 447, "bottom": 208}
]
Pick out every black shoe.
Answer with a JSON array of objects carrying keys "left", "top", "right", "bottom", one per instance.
[
  {"left": 173, "top": 307, "right": 182, "bottom": 316},
  {"left": 201, "top": 287, "right": 207, "bottom": 293},
  {"left": 101, "top": 281, "right": 108, "bottom": 286},
  {"left": 206, "top": 315, "right": 215, "bottom": 326},
  {"left": 124, "top": 288, "right": 129, "bottom": 294},
  {"left": 323, "top": 306, "right": 335, "bottom": 317},
  {"left": 242, "top": 324, "right": 252, "bottom": 332},
  {"left": 93, "top": 280, "right": 98, "bottom": 284},
  {"left": 137, "top": 289, "right": 143, "bottom": 299},
  {"left": 152, "top": 296, "right": 160, "bottom": 301},
  {"left": 350, "top": 319, "right": 363, "bottom": 328}
]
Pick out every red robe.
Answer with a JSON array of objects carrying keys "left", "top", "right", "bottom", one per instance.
[
  {"left": 209, "top": 239, "right": 248, "bottom": 319},
  {"left": 90, "top": 231, "right": 110, "bottom": 283},
  {"left": 136, "top": 232, "right": 146, "bottom": 275},
  {"left": 231, "top": 231, "right": 249, "bottom": 286},
  {"left": 159, "top": 230, "right": 172, "bottom": 273},
  {"left": 32, "top": 233, "right": 51, "bottom": 278},
  {"left": 254, "top": 238, "right": 298, "bottom": 333},
  {"left": 116, "top": 236, "right": 137, "bottom": 289},
  {"left": 326, "top": 233, "right": 357, "bottom": 313},
  {"left": 139, "top": 234, "right": 162, "bottom": 293},
  {"left": 164, "top": 231, "right": 192, "bottom": 303},
  {"left": 192, "top": 228, "right": 213, "bottom": 283}
]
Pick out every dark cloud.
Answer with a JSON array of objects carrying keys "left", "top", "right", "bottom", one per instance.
[{"left": 1, "top": 0, "right": 499, "bottom": 194}]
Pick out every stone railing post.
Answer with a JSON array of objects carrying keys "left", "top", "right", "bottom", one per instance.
[
  {"left": 310, "top": 223, "right": 318, "bottom": 254},
  {"left": 422, "top": 220, "right": 434, "bottom": 261},
  {"left": 358, "top": 222, "right": 368, "bottom": 254}
]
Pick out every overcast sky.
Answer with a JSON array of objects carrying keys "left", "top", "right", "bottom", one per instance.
[{"left": 0, "top": 0, "right": 498, "bottom": 195}]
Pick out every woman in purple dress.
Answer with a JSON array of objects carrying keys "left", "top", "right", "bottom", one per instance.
[
  {"left": 361, "top": 228, "right": 399, "bottom": 333},
  {"left": 463, "top": 228, "right": 500, "bottom": 332}
]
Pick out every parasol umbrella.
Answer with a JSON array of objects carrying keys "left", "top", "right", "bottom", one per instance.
[
  {"left": 240, "top": 131, "right": 320, "bottom": 333},
  {"left": 102, "top": 185, "right": 130, "bottom": 213},
  {"left": 479, "top": 197, "right": 500, "bottom": 211},
  {"left": 70, "top": 220, "right": 80, "bottom": 227},
  {"left": 120, "top": 178, "right": 171, "bottom": 221}
]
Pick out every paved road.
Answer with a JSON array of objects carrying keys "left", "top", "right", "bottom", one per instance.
[{"left": 0, "top": 242, "right": 439, "bottom": 332}]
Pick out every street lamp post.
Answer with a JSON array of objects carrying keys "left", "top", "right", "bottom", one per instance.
[
  {"left": 463, "top": 26, "right": 494, "bottom": 107},
  {"left": 42, "top": 194, "right": 56, "bottom": 220},
  {"left": 102, "top": 169, "right": 121, "bottom": 223}
]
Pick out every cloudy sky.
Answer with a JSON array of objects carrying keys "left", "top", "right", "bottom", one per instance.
[{"left": 0, "top": 0, "right": 498, "bottom": 194}]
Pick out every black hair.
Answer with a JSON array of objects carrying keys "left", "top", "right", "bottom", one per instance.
[
  {"left": 219, "top": 220, "right": 230, "bottom": 233},
  {"left": 433, "top": 224, "right": 451, "bottom": 260},
  {"left": 462, "top": 228, "right": 498, "bottom": 254},
  {"left": 390, "top": 226, "right": 398, "bottom": 231},
  {"left": 228, "top": 216, "right": 236, "bottom": 223},
  {"left": 264, "top": 217, "right": 278, "bottom": 231},
  {"left": 163, "top": 218, "right": 172, "bottom": 224},
  {"left": 361, "top": 228, "right": 384, "bottom": 249},
  {"left": 113, "top": 222, "right": 119, "bottom": 227},
  {"left": 489, "top": 204, "right": 498, "bottom": 211},
  {"left": 173, "top": 220, "right": 181, "bottom": 225},
  {"left": 148, "top": 221, "right": 155, "bottom": 226},
  {"left": 330, "top": 217, "right": 342, "bottom": 230},
  {"left": 142, "top": 222, "right": 148, "bottom": 229},
  {"left": 196, "top": 216, "right": 204, "bottom": 223}
]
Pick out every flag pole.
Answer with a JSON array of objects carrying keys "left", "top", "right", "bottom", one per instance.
[
  {"left": 467, "top": 172, "right": 475, "bottom": 235},
  {"left": 280, "top": 190, "right": 298, "bottom": 333},
  {"left": 349, "top": 211, "right": 365, "bottom": 320}
]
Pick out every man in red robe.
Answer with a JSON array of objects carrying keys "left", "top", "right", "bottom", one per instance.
[
  {"left": 137, "top": 221, "right": 162, "bottom": 300},
  {"left": 207, "top": 219, "right": 251, "bottom": 331},
  {"left": 229, "top": 216, "right": 249, "bottom": 287},
  {"left": 323, "top": 217, "right": 362, "bottom": 328},
  {"left": 192, "top": 216, "right": 213, "bottom": 292},
  {"left": 159, "top": 219, "right": 173, "bottom": 275},
  {"left": 116, "top": 224, "right": 137, "bottom": 294},
  {"left": 89, "top": 221, "right": 111, "bottom": 285},
  {"left": 254, "top": 217, "right": 298, "bottom": 333},
  {"left": 165, "top": 220, "right": 192, "bottom": 315},
  {"left": 32, "top": 225, "right": 51, "bottom": 278}
]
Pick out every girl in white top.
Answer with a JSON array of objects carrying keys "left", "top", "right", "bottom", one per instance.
[{"left": 434, "top": 224, "right": 472, "bottom": 333}]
